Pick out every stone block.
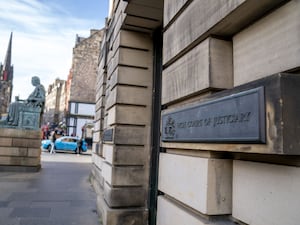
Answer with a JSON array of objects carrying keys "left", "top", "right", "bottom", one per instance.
[
  {"left": 233, "top": 160, "right": 300, "bottom": 225},
  {"left": 97, "top": 195, "right": 146, "bottom": 225},
  {"left": 0, "top": 156, "right": 40, "bottom": 166},
  {"left": 114, "top": 30, "right": 152, "bottom": 50},
  {"left": 0, "top": 128, "right": 40, "bottom": 138},
  {"left": 93, "top": 153, "right": 104, "bottom": 170},
  {"left": 106, "top": 86, "right": 151, "bottom": 110},
  {"left": 96, "top": 87, "right": 105, "bottom": 104},
  {"left": 162, "top": 37, "right": 232, "bottom": 105},
  {"left": 119, "top": 48, "right": 152, "bottom": 68},
  {"left": 97, "top": 72, "right": 107, "bottom": 87},
  {"left": 163, "top": 0, "right": 287, "bottom": 64},
  {"left": 12, "top": 138, "right": 29, "bottom": 148},
  {"left": 157, "top": 196, "right": 235, "bottom": 225},
  {"left": 104, "top": 182, "right": 145, "bottom": 207},
  {"left": 162, "top": 73, "right": 300, "bottom": 155},
  {"left": 98, "top": 82, "right": 106, "bottom": 95},
  {"left": 0, "top": 147, "right": 27, "bottom": 157},
  {"left": 233, "top": 1, "right": 300, "bottom": 86},
  {"left": 107, "top": 49, "right": 115, "bottom": 69},
  {"left": 12, "top": 138, "right": 40, "bottom": 148},
  {"left": 107, "top": 48, "right": 152, "bottom": 77},
  {"left": 107, "top": 105, "right": 149, "bottom": 126},
  {"left": 97, "top": 61, "right": 106, "bottom": 78},
  {"left": 93, "top": 130, "right": 101, "bottom": 143},
  {"left": 158, "top": 153, "right": 232, "bottom": 215},
  {"left": 95, "top": 108, "right": 102, "bottom": 121},
  {"left": 103, "top": 115, "right": 108, "bottom": 130},
  {"left": 99, "top": 94, "right": 106, "bottom": 107},
  {"left": 94, "top": 120, "right": 102, "bottom": 133},
  {"left": 0, "top": 156, "right": 12, "bottom": 165},
  {"left": 158, "top": 196, "right": 200, "bottom": 225},
  {"left": 103, "top": 144, "right": 145, "bottom": 166},
  {"left": 0, "top": 137, "right": 12, "bottom": 146},
  {"left": 92, "top": 143, "right": 97, "bottom": 154},
  {"left": 114, "top": 126, "right": 146, "bottom": 145},
  {"left": 92, "top": 158, "right": 105, "bottom": 189},
  {"left": 91, "top": 164, "right": 104, "bottom": 193},
  {"left": 164, "top": 0, "right": 189, "bottom": 26},
  {"left": 124, "top": 1, "right": 163, "bottom": 31},
  {"left": 27, "top": 148, "right": 41, "bottom": 157},
  {"left": 102, "top": 162, "right": 144, "bottom": 186},
  {"left": 109, "top": 66, "right": 152, "bottom": 88},
  {"left": 96, "top": 107, "right": 105, "bottom": 121},
  {"left": 124, "top": 15, "right": 160, "bottom": 32},
  {"left": 107, "top": 1, "right": 127, "bottom": 48}
]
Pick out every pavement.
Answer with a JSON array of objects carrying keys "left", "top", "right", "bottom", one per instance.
[{"left": 0, "top": 150, "right": 101, "bottom": 225}]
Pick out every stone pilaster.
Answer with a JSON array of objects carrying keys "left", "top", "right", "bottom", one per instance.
[{"left": 92, "top": 26, "right": 153, "bottom": 225}]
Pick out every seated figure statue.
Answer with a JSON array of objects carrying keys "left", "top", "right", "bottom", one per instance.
[{"left": 5, "top": 76, "right": 45, "bottom": 128}]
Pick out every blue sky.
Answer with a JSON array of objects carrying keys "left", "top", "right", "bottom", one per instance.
[{"left": 0, "top": 0, "right": 108, "bottom": 99}]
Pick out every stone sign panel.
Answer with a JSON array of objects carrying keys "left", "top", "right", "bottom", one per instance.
[
  {"left": 162, "top": 87, "right": 265, "bottom": 143},
  {"left": 103, "top": 128, "right": 113, "bottom": 142}
]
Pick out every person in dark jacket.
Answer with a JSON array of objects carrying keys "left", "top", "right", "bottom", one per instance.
[
  {"left": 50, "top": 131, "right": 56, "bottom": 154},
  {"left": 77, "top": 138, "right": 83, "bottom": 155}
]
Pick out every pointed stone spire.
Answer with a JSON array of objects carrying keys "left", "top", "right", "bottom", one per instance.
[{"left": 3, "top": 32, "right": 13, "bottom": 81}]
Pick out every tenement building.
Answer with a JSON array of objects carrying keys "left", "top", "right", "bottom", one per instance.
[
  {"left": 66, "top": 29, "right": 104, "bottom": 136},
  {"left": 91, "top": 1, "right": 300, "bottom": 225},
  {"left": 43, "top": 78, "right": 66, "bottom": 125}
]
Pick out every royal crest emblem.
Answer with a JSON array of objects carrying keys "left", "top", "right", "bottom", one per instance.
[{"left": 164, "top": 116, "right": 176, "bottom": 139}]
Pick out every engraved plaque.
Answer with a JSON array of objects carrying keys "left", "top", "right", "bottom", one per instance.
[
  {"left": 19, "top": 111, "right": 40, "bottom": 130},
  {"left": 103, "top": 128, "right": 113, "bottom": 142},
  {"left": 162, "top": 87, "right": 265, "bottom": 143}
]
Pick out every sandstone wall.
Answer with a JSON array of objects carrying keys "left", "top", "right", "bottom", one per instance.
[
  {"left": 159, "top": 1, "right": 300, "bottom": 225},
  {"left": 93, "top": 1, "right": 300, "bottom": 225}
]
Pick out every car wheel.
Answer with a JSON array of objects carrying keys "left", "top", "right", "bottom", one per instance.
[{"left": 47, "top": 145, "right": 51, "bottom": 152}]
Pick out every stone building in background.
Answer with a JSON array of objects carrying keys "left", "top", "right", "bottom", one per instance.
[
  {"left": 91, "top": 1, "right": 300, "bottom": 225},
  {"left": 43, "top": 78, "right": 66, "bottom": 127},
  {"left": 65, "top": 29, "right": 104, "bottom": 137},
  {"left": 0, "top": 32, "right": 13, "bottom": 118}
]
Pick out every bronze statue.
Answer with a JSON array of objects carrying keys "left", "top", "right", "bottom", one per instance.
[{"left": 1, "top": 76, "right": 45, "bottom": 129}]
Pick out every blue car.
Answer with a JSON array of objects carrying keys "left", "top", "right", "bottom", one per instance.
[{"left": 41, "top": 136, "right": 88, "bottom": 153}]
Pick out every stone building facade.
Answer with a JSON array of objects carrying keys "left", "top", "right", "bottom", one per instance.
[
  {"left": 66, "top": 29, "right": 104, "bottom": 137},
  {"left": 0, "top": 81, "right": 12, "bottom": 117},
  {"left": 91, "top": 1, "right": 300, "bottom": 225},
  {"left": 0, "top": 32, "right": 13, "bottom": 118},
  {"left": 43, "top": 78, "right": 66, "bottom": 126}
]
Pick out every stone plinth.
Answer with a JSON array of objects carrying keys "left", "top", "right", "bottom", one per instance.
[{"left": 0, "top": 128, "right": 41, "bottom": 171}]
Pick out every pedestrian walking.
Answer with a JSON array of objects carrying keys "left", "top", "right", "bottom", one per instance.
[
  {"left": 50, "top": 131, "right": 56, "bottom": 154},
  {"left": 77, "top": 137, "right": 83, "bottom": 155}
]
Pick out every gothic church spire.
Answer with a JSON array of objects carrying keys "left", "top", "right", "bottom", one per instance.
[{"left": 2, "top": 32, "right": 13, "bottom": 81}]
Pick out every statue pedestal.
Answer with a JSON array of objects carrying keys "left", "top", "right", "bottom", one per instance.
[{"left": 0, "top": 128, "right": 41, "bottom": 172}]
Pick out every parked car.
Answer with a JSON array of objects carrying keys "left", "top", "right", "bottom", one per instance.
[{"left": 41, "top": 136, "right": 88, "bottom": 153}]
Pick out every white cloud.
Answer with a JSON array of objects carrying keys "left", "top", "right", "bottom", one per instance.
[{"left": 0, "top": 0, "right": 104, "bottom": 99}]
